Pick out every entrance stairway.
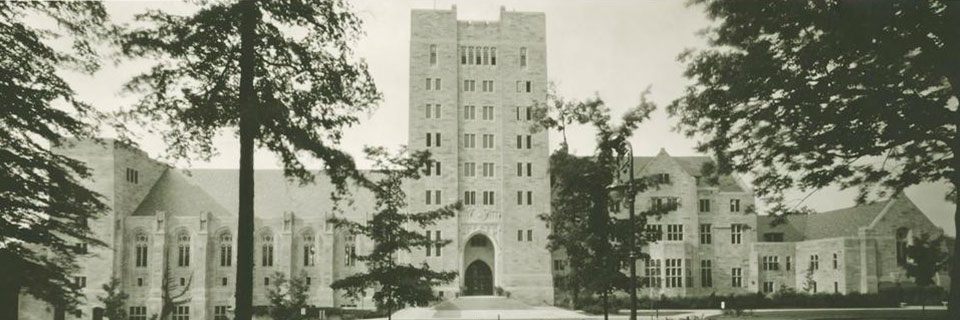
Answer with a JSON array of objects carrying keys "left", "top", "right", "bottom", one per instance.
[{"left": 391, "top": 296, "right": 587, "bottom": 320}]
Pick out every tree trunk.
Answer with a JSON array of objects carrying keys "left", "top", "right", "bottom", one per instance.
[
  {"left": 950, "top": 179, "right": 959, "bottom": 317},
  {"left": 602, "top": 291, "right": 609, "bottom": 320},
  {"left": 235, "top": 1, "right": 259, "bottom": 320},
  {"left": 0, "top": 283, "right": 18, "bottom": 320}
]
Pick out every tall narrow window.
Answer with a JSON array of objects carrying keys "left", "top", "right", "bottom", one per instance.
[
  {"left": 475, "top": 46, "right": 482, "bottom": 64},
  {"left": 261, "top": 233, "right": 274, "bottom": 267},
  {"left": 130, "top": 307, "right": 148, "bottom": 320},
  {"left": 526, "top": 191, "right": 533, "bottom": 205},
  {"left": 173, "top": 305, "right": 189, "bottom": 320},
  {"left": 516, "top": 162, "right": 523, "bottom": 176},
  {"left": 665, "top": 259, "right": 682, "bottom": 288},
  {"left": 177, "top": 232, "right": 190, "bottom": 267},
  {"left": 464, "top": 162, "right": 476, "bottom": 177},
  {"left": 434, "top": 78, "right": 441, "bottom": 90},
  {"left": 463, "top": 133, "right": 476, "bottom": 148},
  {"left": 698, "top": 199, "right": 711, "bottom": 213},
  {"left": 482, "top": 47, "right": 489, "bottom": 65},
  {"left": 426, "top": 132, "right": 432, "bottom": 147},
  {"left": 425, "top": 230, "right": 432, "bottom": 256},
  {"left": 434, "top": 231, "right": 442, "bottom": 256},
  {"left": 700, "top": 260, "right": 713, "bottom": 287},
  {"left": 468, "top": 46, "right": 474, "bottom": 65},
  {"left": 527, "top": 229, "right": 533, "bottom": 241},
  {"left": 699, "top": 224, "right": 712, "bottom": 244},
  {"left": 645, "top": 259, "right": 662, "bottom": 288},
  {"left": 461, "top": 46, "right": 467, "bottom": 64},
  {"left": 429, "top": 44, "right": 437, "bottom": 65},
  {"left": 526, "top": 163, "right": 532, "bottom": 177},
  {"left": 810, "top": 254, "right": 820, "bottom": 270},
  {"left": 896, "top": 227, "right": 910, "bottom": 266},
  {"left": 303, "top": 233, "right": 316, "bottom": 267},
  {"left": 666, "top": 224, "right": 683, "bottom": 241},
  {"left": 518, "top": 230, "right": 523, "bottom": 241},
  {"left": 833, "top": 253, "right": 839, "bottom": 269},
  {"left": 730, "top": 199, "right": 741, "bottom": 212},
  {"left": 219, "top": 232, "right": 232, "bottom": 267},
  {"left": 731, "top": 268, "right": 743, "bottom": 287},
  {"left": 526, "top": 135, "right": 532, "bottom": 149},
  {"left": 490, "top": 47, "right": 497, "bottom": 65},
  {"left": 135, "top": 233, "right": 148, "bottom": 267},
  {"left": 786, "top": 256, "right": 792, "bottom": 271},
  {"left": 520, "top": 47, "right": 527, "bottom": 67},
  {"left": 214, "top": 306, "right": 229, "bottom": 320},
  {"left": 731, "top": 224, "right": 744, "bottom": 244}
]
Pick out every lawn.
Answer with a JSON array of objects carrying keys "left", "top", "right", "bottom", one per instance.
[{"left": 709, "top": 309, "right": 949, "bottom": 320}]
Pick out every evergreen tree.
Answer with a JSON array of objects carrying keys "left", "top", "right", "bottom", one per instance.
[
  {"left": 0, "top": 2, "right": 110, "bottom": 318},
  {"left": 670, "top": 0, "right": 960, "bottom": 314},
  {"left": 97, "top": 278, "right": 129, "bottom": 320},
  {"left": 266, "top": 272, "right": 310, "bottom": 320},
  {"left": 117, "top": 1, "right": 379, "bottom": 319},
  {"left": 329, "top": 147, "right": 460, "bottom": 320},
  {"left": 905, "top": 233, "right": 950, "bottom": 311}
]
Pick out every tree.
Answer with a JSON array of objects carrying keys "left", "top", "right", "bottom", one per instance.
[
  {"left": 157, "top": 246, "right": 192, "bottom": 320},
  {"left": 117, "top": 1, "right": 379, "bottom": 319},
  {"left": 905, "top": 233, "right": 950, "bottom": 311},
  {"left": 535, "top": 89, "right": 668, "bottom": 320},
  {"left": 97, "top": 278, "right": 129, "bottom": 320},
  {"left": 266, "top": 272, "right": 310, "bottom": 320},
  {"left": 0, "top": 2, "right": 110, "bottom": 319},
  {"left": 329, "top": 147, "right": 460, "bottom": 320},
  {"left": 669, "top": 0, "right": 960, "bottom": 314}
]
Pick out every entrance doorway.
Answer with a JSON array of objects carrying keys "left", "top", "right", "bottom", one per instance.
[{"left": 464, "top": 260, "right": 493, "bottom": 295}]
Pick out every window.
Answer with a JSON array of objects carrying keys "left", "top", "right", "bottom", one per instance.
[
  {"left": 731, "top": 224, "right": 745, "bottom": 244},
  {"left": 482, "top": 80, "right": 495, "bottom": 93},
  {"left": 699, "top": 224, "right": 712, "bottom": 244},
  {"left": 811, "top": 281, "right": 818, "bottom": 293},
  {"left": 517, "top": 229, "right": 523, "bottom": 241},
  {"left": 763, "top": 233, "right": 784, "bottom": 242},
  {"left": 177, "top": 232, "right": 190, "bottom": 267},
  {"left": 526, "top": 162, "right": 532, "bottom": 176},
  {"left": 644, "top": 259, "right": 662, "bottom": 288},
  {"left": 464, "top": 162, "right": 476, "bottom": 177},
  {"left": 129, "top": 306, "right": 148, "bottom": 320},
  {"left": 74, "top": 242, "right": 89, "bottom": 254},
  {"left": 434, "top": 231, "right": 441, "bottom": 256},
  {"left": 135, "top": 233, "right": 148, "bottom": 267},
  {"left": 425, "top": 103, "right": 441, "bottom": 119},
  {"left": 261, "top": 234, "right": 274, "bottom": 267},
  {"left": 464, "top": 191, "right": 477, "bottom": 205},
  {"left": 461, "top": 46, "right": 467, "bottom": 64},
  {"left": 665, "top": 259, "right": 682, "bottom": 288},
  {"left": 463, "top": 133, "right": 476, "bottom": 148},
  {"left": 75, "top": 276, "right": 86, "bottom": 288},
  {"left": 762, "top": 256, "right": 780, "bottom": 271},
  {"left": 264, "top": 277, "right": 270, "bottom": 286},
  {"left": 833, "top": 253, "right": 839, "bottom": 269},
  {"left": 467, "top": 46, "right": 475, "bottom": 65},
  {"left": 426, "top": 231, "right": 433, "bottom": 256},
  {"left": 173, "top": 306, "right": 189, "bottom": 320},
  {"left": 786, "top": 256, "right": 792, "bottom": 271},
  {"left": 345, "top": 243, "right": 357, "bottom": 267},
  {"left": 464, "top": 105, "right": 476, "bottom": 120},
  {"left": 429, "top": 44, "right": 437, "bottom": 65},
  {"left": 517, "top": 162, "right": 532, "bottom": 176},
  {"left": 700, "top": 260, "right": 713, "bottom": 287},
  {"left": 426, "top": 78, "right": 441, "bottom": 90},
  {"left": 646, "top": 224, "right": 663, "bottom": 241},
  {"left": 520, "top": 47, "right": 527, "bottom": 67},
  {"left": 810, "top": 254, "right": 820, "bottom": 270},
  {"left": 685, "top": 259, "right": 693, "bottom": 288},
  {"left": 526, "top": 135, "right": 532, "bottom": 149},
  {"left": 666, "top": 224, "right": 683, "bottom": 241},
  {"left": 516, "top": 135, "right": 522, "bottom": 149},
  {"left": 179, "top": 277, "right": 185, "bottom": 286},
  {"left": 475, "top": 46, "right": 482, "bottom": 64},
  {"left": 483, "top": 47, "right": 489, "bottom": 65},
  {"left": 515, "top": 106, "right": 533, "bottom": 121},
  {"left": 219, "top": 233, "right": 232, "bottom": 267},
  {"left": 482, "top": 106, "right": 494, "bottom": 120},
  {"left": 834, "top": 281, "right": 839, "bottom": 293},
  {"left": 763, "top": 281, "right": 775, "bottom": 293},
  {"left": 553, "top": 259, "right": 566, "bottom": 272},
  {"left": 424, "top": 160, "right": 441, "bottom": 176},
  {"left": 896, "top": 227, "right": 910, "bottom": 266},
  {"left": 527, "top": 229, "right": 533, "bottom": 241},
  {"left": 526, "top": 191, "right": 533, "bottom": 205},
  {"left": 482, "top": 191, "right": 495, "bottom": 205},
  {"left": 425, "top": 132, "right": 441, "bottom": 147},
  {"left": 516, "top": 80, "right": 532, "bottom": 93},
  {"left": 651, "top": 197, "right": 679, "bottom": 210},
  {"left": 137, "top": 278, "right": 144, "bottom": 287},
  {"left": 517, "top": 191, "right": 533, "bottom": 205},
  {"left": 425, "top": 190, "right": 441, "bottom": 205},
  {"left": 126, "top": 168, "right": 139, "bottom": 184},
  {"left": 482, "top": 134, "right": 494, "bottom": 149},
  {"left": 698, "top": 199, "right": 710, "bottom": 213},
  {"left": 306, "top": 277, "right": 311, "bottom": 285},
  {"left": 491, "top": 47, "right": 497, "bottom": 65},
  {"left": 221, "top": 277, "right": 227, "bottom": 286},
  {"left": 730, "top": 199, "right": 741, "bottom": 212},
  {"left": 731, "top": 268, "right": 743, "bottom": 288},
  {"left": 303, "top": 233, "right": 316, "bottom": 267},
  {"left": 655, "top": 173, "right": 671, "bottom": 184},
  {"left": 214, "top": 306, "right": 229, "bottom": 320},
  {"left": 482, "top": 162, "right": 495, "bottom": 177},
  {"left": 463, "top": 79, "right": 476, "bottom": 92},
  {"left": 470, "top": 236, "right": 488, "bottom": 247}
]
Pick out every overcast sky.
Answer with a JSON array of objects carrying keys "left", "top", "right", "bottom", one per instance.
[{"left": 65, "top": 0, "right": 955, "bottom": 235}]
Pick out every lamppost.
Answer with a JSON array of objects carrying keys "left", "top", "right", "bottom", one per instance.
[{"left": 607, "top": 141, "right": 638, "bottom": 320}]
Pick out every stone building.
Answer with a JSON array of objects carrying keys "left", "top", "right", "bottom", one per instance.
[
  {"left": 552, "top": 149, "right": 948, "bottom": 300},
  {"left": 17, "top": 6, "right": 554, "bottom": 320}
]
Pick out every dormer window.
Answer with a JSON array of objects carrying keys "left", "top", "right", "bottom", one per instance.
[{"left": 655, "top": 173, "right": 670, "bottom": 184}]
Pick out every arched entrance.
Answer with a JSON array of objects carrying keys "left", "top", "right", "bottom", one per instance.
[
  {"left": 462, "top": 233, "right": 495, "bottom": 296},
  {"left": 465, "top": 260, "right": 493, "bottom": 295}
]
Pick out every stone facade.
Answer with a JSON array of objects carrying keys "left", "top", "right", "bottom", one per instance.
[{"left": 552, "top": 149, "right": 948, "bottom": 299}]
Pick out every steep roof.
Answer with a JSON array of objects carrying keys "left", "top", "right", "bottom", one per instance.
[
  {"left": 758, "top": 198, "right": 896, "bottom": 241},
  {"left": 132, "top": 168, "right": 376, "bottom": 219},
  {"left": 631, "top": 156, "right": 745, "bottom": 192}
]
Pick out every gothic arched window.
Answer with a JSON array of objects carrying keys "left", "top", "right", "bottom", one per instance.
[
  {"left": 219, "top": 232, "right": 233, "bottom": 267},
  {"left": 896, "top": 227, "right": 911, "bottom": 266},
  {"left": 177, "top": 231, "right": 190, "bottom": 267},
  {"left": 134, "top": 232, "right": 148, "bottom": 267},
  {"left": 260, "top": 232, "right": 274, "bottom": 267}
]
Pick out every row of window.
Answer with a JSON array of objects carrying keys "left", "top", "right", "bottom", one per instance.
[
  {"left": 697, "top": 199, "right": 742, "bottom": 213},
  {"left": 133, "top": 233, "right": 329, "bottom": 268},
  {"left": 646, "top": 223, "right": 748, "bottom": 244},
  {"left": 425, "top": 230, "right": 442, "bottom": 257},
  {"left": 424, "top": 162, "right": 535, "bottom": 179},
  {"left": 435, "top": 45, "right": 528, "bottom": 67},
  {"left": 459, "top": 190, "right": 535, "bottom": 205},
  {"left": 423, "top": 78, "right": 534, "bottom": 93},
  {"left": 424, "top": 133, "right": 536, "bottom": 150},
  {"left": 422, "top": 105, "right": 536, "bottom": 122},
  {"left": 517, "top": 229, "right": 534, "bottom": 242}
]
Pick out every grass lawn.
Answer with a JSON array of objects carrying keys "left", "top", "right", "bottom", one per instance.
[{"left": 708, "top": 309, "right": 949, "bottom": 320}]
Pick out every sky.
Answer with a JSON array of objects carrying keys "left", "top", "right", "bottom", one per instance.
[{"left": 63, "top": 0, "right": 955, "bottom": 235}]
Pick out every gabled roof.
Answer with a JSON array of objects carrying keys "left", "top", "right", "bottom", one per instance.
[
  {"left": 132, "top": 168, "right": 376, "bottom": 219},
  {"left": 758, "top": 198, "right": 897, "bottom": 241},
  {"left": 631, "top": 155, "right": 745, "bottom": 193}
]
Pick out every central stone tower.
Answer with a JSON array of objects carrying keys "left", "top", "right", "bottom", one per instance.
[{"left": 407, "top": 6, "right": 553, "bottom": 305}]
